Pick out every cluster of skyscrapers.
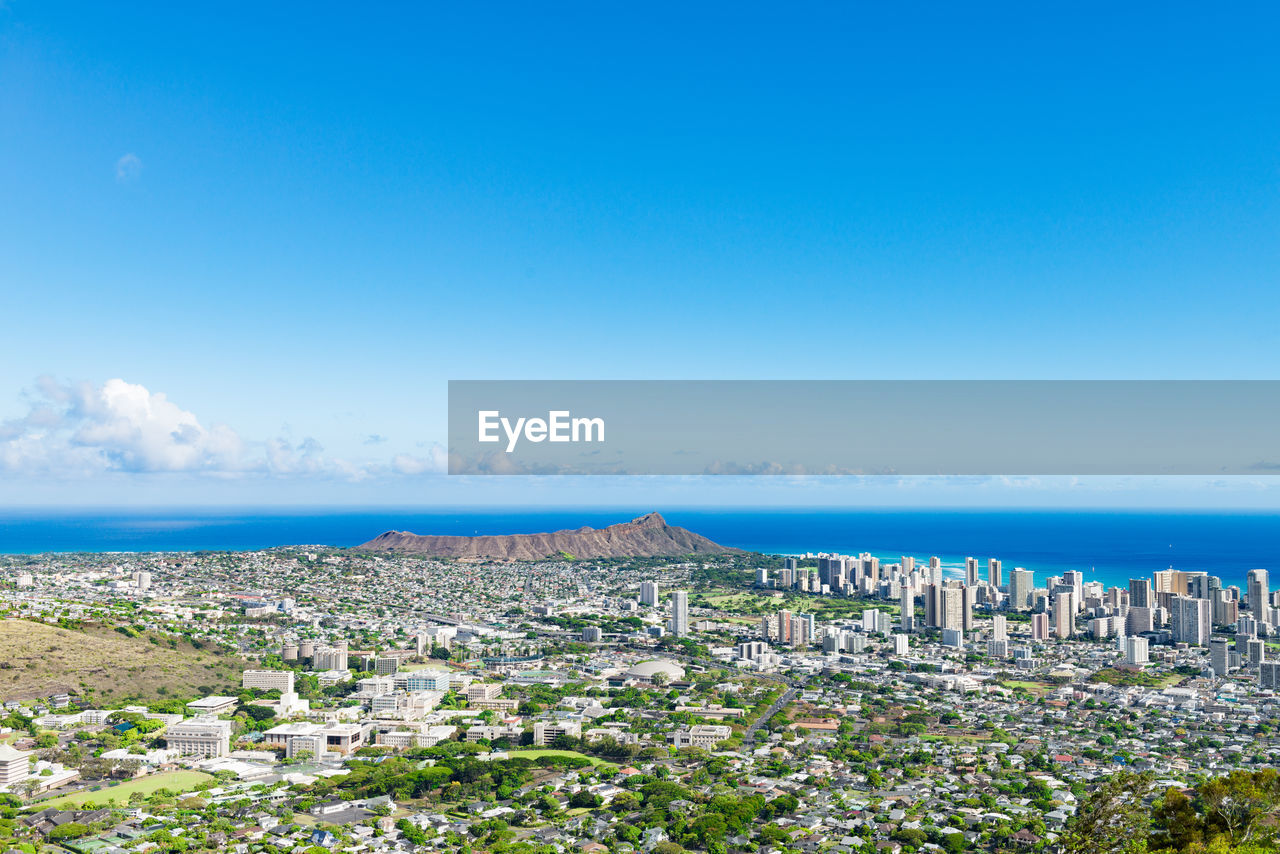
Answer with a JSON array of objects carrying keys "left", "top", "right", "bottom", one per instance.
[{"left": 757, "top": 554, "right": 1277, "bottom": 679}]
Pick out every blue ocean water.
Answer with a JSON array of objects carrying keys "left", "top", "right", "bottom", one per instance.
[{"left": 1, "top": 507, "right": 1278, "bottom": 591}]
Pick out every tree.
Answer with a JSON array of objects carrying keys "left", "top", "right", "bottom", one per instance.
[
  {"left": 1059, "top": 771, "right": 1153, "bottom": 854},
  {"left": 569, "top": 791, "right": 602, "bottom": 809},
  {"left": 239, "top": 704, "right": 276, "bottom": 722},
  {"left": 1151, "top": 787, "right": 1203, "bottom": 851},
  {"left": 49, "top": 821, "right": 90, "bottom": 840},
  {"left": 1199, "top": 769, "right": 1280, "bottom": 846}
]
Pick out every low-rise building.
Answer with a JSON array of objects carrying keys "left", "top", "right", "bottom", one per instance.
[{"left": 166, "top": 717, "right": 233, "bottom": 758}]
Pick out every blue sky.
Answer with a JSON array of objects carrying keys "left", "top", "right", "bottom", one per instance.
[{"left": 2, "top": 3, "right": 1279, "bottom": 506}]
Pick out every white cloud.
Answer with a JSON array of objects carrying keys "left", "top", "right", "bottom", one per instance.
[
  {"left": 391, "top": 446, "right": 448, "bottom": 476},
  {"left": 0, "top": 377, "right": 446, "bottom": 481},
  {"left": 1, "top": 378, "right": 247, "bottom": 475},
  {"left": 115, "top": 153, "right": 142, "bottom": 183}
]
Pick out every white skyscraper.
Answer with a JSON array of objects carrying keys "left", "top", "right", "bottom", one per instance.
[
  {"left": 1171, "top": 596, "right": 1212, "bottom": 646},
  {"left": 670, "top": 590, "right": 689, "bottom": 637},
  {"left": 900, "top": 584, "right": 915, "bottom": 632},
  {"left": 640, "top": 581, "right": 659, "bottom": 607},
  {"left": 992, "top": 614, "right": 1007, "bottom": 642},
  {"left": 1124, "top": 635, "right": 1149, "bottom": 667}
]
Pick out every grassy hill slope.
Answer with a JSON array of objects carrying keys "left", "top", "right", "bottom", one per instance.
[{"left": 0, "top": 619, "right": 247, "bottom": 705}]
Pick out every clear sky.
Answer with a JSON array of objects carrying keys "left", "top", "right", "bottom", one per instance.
[{"left": 2, "top": 3, "right": 1279, "bottom": 506}]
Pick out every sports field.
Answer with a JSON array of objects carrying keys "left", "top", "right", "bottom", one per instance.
[{"left": 33, "top": 770, "right": 214, "bottom": 810}]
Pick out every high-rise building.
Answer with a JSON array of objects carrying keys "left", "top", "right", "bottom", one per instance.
[
  {"left": 1210, "top": 638, "right": 1230, "bottom": 677},
  {"left": 925, "top": 583, "right": 941, "bottom": 628},
  {"left": 988, "top": 559, "right": 1002, "bottom": 590},
  {"left": 1129, "top": 578, "right": 1152, "bottom": 609},
  {"left": 1031, "top": 612, "right": 1050, "bottom": 641},
  {"left": 893, "top": 633, "right": 909, "bottom": 655},
  {"left": 1186, "top": 573, "right": 1215, "bottom": 600},
  {"left": 639, "top": 581, "right": 659, "bottom": 607},
  {"left": 940, "top": 585, "right": 966, "bottom": 632},
  {"left": 1051, "top": 585, "right": 1077, "bottom": 625},
  {"left": 992, "top": 614, "right": 1007, "bottom": 642},
  {"left": 1171, "top": 596, "right": 1211, "bottom": 646},
  {"left": 928, "top": 556, "right": 943, "bottom": 587},
  {"left": 818, "top": 557, "right": 847, "bottom": 590},
  {"left": 1261, "top": 661, "right": 1280, "bottom": 690},
  {"left": 1249, "top": 569, "right": 1270, "bottom": 615},
  {"left": 1248, "top": 637, "right": 1267, "bottom": 667},
  {"left": 900, "top": 584, "right": 915, "bottom": 632},
  {"left": 1126, "top": 607, "right": 1154, "bottom": 636},
  {"left": 670, "top": 590, "right": 689, "bottom": 637},
  {"left": 755, "top": 568, "right": 769, "bottom": 588},
  {"left": 1053, "top": 592, "right": 1073, "bottom": 639},
  {"left": 965, "top": 557, "right": 980, "bottom": 586},
  {"left": 1063, "top": 571, "right": 1084, "bottom": 610},
  {"left": 1010, "top": 568, "right": 1035, "bottom": 611},
  {"left": 777, "top": 610, "right": 792, "bottom": 645},
  {"left": 1124, "top": 635, "right": 1149, "bottom": 667},
  {"left": 1212, "top": 588, "right": 1239, "bottom": 627}
]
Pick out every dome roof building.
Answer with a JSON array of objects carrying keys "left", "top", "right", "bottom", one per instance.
[{"left": 625, "top": 659, "right": 685, "bottom": 684}]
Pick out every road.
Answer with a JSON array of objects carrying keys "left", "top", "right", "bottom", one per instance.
[{"left": 743, "top": 684, "right": 800, "bottom": 745}]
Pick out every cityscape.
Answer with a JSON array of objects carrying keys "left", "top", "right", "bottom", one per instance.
[
  {"left": 5, "top": 2, "right": 1280, "bottom": 853},
  {"left": 0, "top": 531, "right": 1276, "bottom": 853}
]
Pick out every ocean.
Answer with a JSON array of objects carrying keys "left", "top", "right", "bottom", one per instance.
[{"left": 1, "top": 507, "right": 1278, "bottom": 591}]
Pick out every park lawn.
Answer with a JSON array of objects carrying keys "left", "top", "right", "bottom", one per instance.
[
  {"left": 505, "top": 748, "right": 614, "bottom": 767},
  {"left": 1000, "top": 680, "right": 1055, "bottom": 697},
  {"left": 705, "top": 592, "right": 770, "bottom": 607},
  {"left": 33, "top": 770, "right": 214, "bottom": 810}
]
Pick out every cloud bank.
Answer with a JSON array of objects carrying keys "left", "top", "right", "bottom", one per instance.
[{"left": 0, "top": 377, "right": 445, "bottom": 479}]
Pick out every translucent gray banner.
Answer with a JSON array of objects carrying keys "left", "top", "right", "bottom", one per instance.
[{"left": 447, "top": 380, "right": 1280, "bottom": 475}]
